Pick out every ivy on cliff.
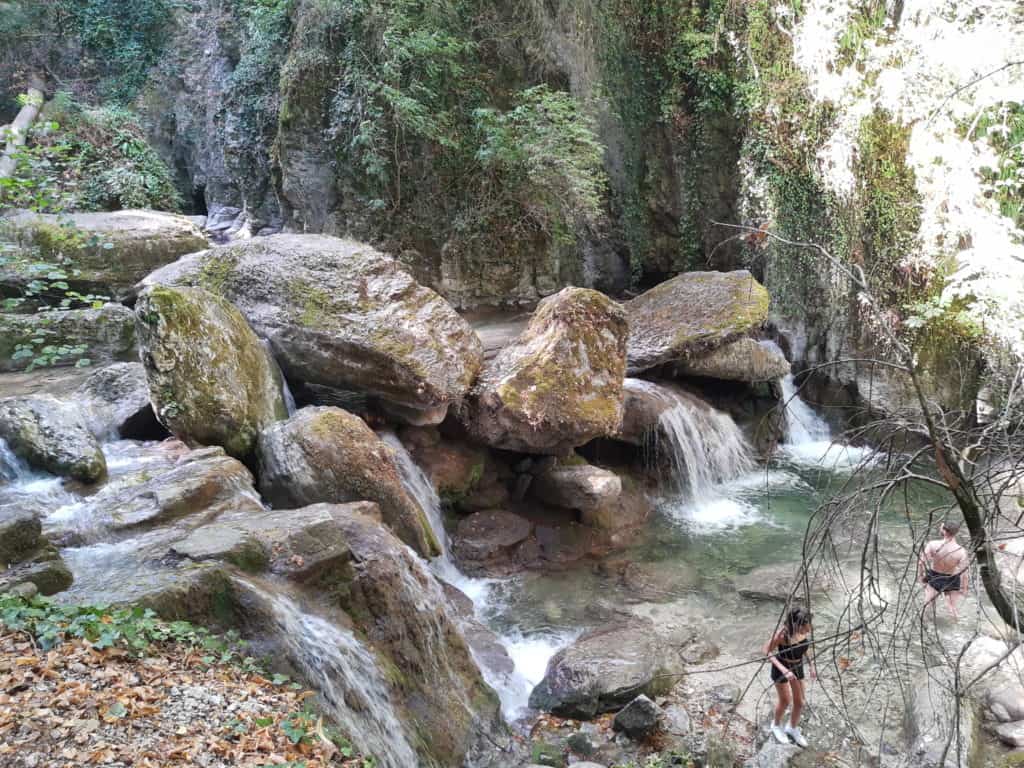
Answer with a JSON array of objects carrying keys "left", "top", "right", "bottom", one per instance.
[{"left": 278, "top": 0, "right": 606, "bottom": 280}]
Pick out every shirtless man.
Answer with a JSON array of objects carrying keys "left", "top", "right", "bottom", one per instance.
[{"left": 919, "top": 521, "right": 969, "bottom": 619}]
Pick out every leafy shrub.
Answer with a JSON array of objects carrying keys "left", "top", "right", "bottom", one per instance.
[{"left": 4, "top": 94, "right": 182, "bottom": 213}]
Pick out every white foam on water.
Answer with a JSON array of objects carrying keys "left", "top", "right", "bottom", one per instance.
[
  {"left": 664, "top": 495, "right": 765, "bottom": 533},
  {"left": 777, "top": 372, "right": 877, "bottom": 471},
  {"left": 490, "top": 629, "right": 578, "bottom": 721}
]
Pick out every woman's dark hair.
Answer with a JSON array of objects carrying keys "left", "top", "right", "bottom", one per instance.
[{"left": 784, "top": 606, "right": 812, "bottom": 637}]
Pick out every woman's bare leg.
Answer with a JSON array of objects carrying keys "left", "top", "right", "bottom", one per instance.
[
  {"left": 789, "top": 678, "right": 805, "bottom": 726},
  {"left": 774, "top": 682, "right": 791, "bottom": 725}
]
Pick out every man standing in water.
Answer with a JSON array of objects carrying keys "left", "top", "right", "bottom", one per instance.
[{"left": 919, "top": 521, "right": 969, "bottom": 619}]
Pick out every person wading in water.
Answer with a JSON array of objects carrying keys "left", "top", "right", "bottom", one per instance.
[
  {"left": 919, "top": 521, "right": 969, "bottom": 620},
  {"left": 763, "top": 606, "right": 816, "bottom": 747}
]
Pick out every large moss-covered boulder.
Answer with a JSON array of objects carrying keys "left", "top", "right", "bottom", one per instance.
[
  {"left": 135, "top": 285, "right": 288, "bottom": 459},
  {"left": 626, "top": 270, "right": 770, "bottom": 374},
  {"left": 1, "top": 209, "right": 207, "bottom": 302},
  {"left": 256, "top": 407, "right": 439, "bottom": 557},
  {"left": 0, "top": 395, "right": 106, "bottom": 482},
  {"left": 139, "top": 234, "right": 483, "bottom": 424},
  {"left": 673, "top": 337, "right": 790, "bottom": 382},
  {"left": 0, "top": 305, "right": 136, "bottom": 373},
  {"left": 459, "top": 287, "right": 628, "bottom": 454}
]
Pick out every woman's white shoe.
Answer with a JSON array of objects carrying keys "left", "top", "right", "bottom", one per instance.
[
  {"left": 771, "top": 724, "right": 789, "bottom": 744},
  {"left": 785, "top": 725, "right": 808, "bottom": 748}
]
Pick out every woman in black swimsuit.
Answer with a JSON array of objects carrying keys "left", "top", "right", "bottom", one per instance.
[{"left": 762, "top": 606, "right": 816, "bottom": 747}]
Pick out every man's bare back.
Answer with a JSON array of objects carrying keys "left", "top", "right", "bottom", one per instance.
[
  {"left": 919, "top": 522, "right": 969, "bottom": 619},
  {"left": 922, "top": 538, "right": 967, "bottom": 575}
]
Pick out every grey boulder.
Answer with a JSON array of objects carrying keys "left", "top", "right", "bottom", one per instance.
[
  {"left": 256, "top": 406, "right": 439, "bottom": 557},
  {"left": 0, "top": 395, "right": 106, "bottom": 482},
  {"left": 460, "top": 287, "right": 628, "bottom": 454},
  {"left": 140, "top": 234, "right": 482, "bottom": 424},
  {"left": 626, "top": 270, "right": 770, "bottom": 374},
  {"left": 528, "top": 619, "right": 682, "bottom": 718}
]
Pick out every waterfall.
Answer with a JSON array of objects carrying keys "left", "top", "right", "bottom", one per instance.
[
  {"left": 240, "top": 582, "right": 420, "bottom": 768},
  {"left": 779, "top": 374, "right": 831, "bottom": 445},
  {"left": 380, "top": 431, "right": 571, "bottom": 721},
  {"left": 380, "top": 432, "right": 450, "bottom": 560},
  {"left": 624, "top": 378, "right": 754, "bottom": 497},
  {"left": 0, "top": 437, "right": 27, "bottom": 484}
]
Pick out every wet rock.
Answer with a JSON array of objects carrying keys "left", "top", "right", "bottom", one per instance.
[
  {"left": 673, "top": 338, "right": 790, "bottom": 383},
  {"left": 616, "top": 378, "right": 706, "bottom": 447},
  {"left": 0, "top": 395, "right": 106, "bottom": 482},
  {"left": 47, "top": 444, "right": 260, "bottom": 541},
  {"left": 2, "top": 209, "right": 208, "bottom": 302},
  {"left": 531, "top": 462, "right": 621, "bottom": 512},
  {"left": 460, "top": 287, "right": 628, "bottom": 454},
  {"left": 985, "top": 682, "right": 1024, "bottom": 723},
  {"left": 0, "top": 544, "right": 73, "bottom": 596},
  {"left": 626, "top": 270, "right": 770, "bottom": 374},
  {"left": 451, "top": 509, "right": 532, "bottom": 576},
  {"left": 173, "top": 502, "right": 382, "bottom": 580},
  {"left": 136, "top": 285, "right": 288, "bottom": 459},
  {"left": 256, "top": 407, "right": 438, "bottom": 557},
  {"left": 733, "top": 563, "right": 835, "bottom": 604},
  {"left": 580, "top": 479, "right": 651, "bottom": 533},
  {"left": 0, "top": 506, "right": 72, "bottom": 595},
  {"left": 528, "top": 619, "right": 683, "bottom": 718},
  {"left": 0, "top": 305, "right": 137, "bottom": 373},
  {"left": 906, "top": 670, "right": 978, "bottom": 768},
  {"left": 612, "top": 694, "right": 664, "bottom": 740},
  {"left": 310, "top": 506, "right": 505, "bottom": 767},
  {"left": 399, "top": 429, "right": 487, "bottom": 508},
  {"left": 140, "top": 234, "right": 482, "bottom": 423},
  {"left": 0, "top": 506, "right": 42, "bottom": 566},
  {"left": 75, "top": 362, "right": 161, "bottom": 440},
  {"left": 993, "top": 721, "right": 1024, "bottom": 747}
]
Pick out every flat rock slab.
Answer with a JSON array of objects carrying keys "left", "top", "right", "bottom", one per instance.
[
  {"left": 531, "top": 463, "right": 621, "bottom": 512},
  {"left": 626, "top": 270, "right": 770, "bottom": 374},
  {"left": 451, "top": 509, "right": 532, "bottom": 573},
  {"left": 0, "top": 304, "right": 136, "bottom": 374},
  {"left": 3, "top": 209, "right": 207, "bottom": 300}
]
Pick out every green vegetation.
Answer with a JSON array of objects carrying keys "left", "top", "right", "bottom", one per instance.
[
  {"left": 1, "top": 93, "right": 181, "bottom": 213},
  {"left": 836, "top": 1, "right": 888, "bottom": 69},
  {"left": 0, "top": 592, "right": 259, "bottom": 660},
  {"left": 277, "top": 0, "right": 606, "bottom": 285},
  {"left": 973, "top": 101, "right": 1024, "bottom": 230}
]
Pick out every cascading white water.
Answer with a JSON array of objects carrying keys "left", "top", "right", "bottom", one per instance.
[
  {"left": 779, "top": 374, "right": 831, "bottom": 444},
  {"left": 0, "top": 437, "right": 27, "bottom": 483},
  {"left": 380, "top": 432, "right": 450, "bottom": 562},
  {"left": 625, "top": 378, "right": 754, "bottom": 497},
  {"left": 380, "top": 431, "right": 569, "bottom": 721},
  {"left": 240, "top": 582, "right": 420, "bottom": 768}
]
